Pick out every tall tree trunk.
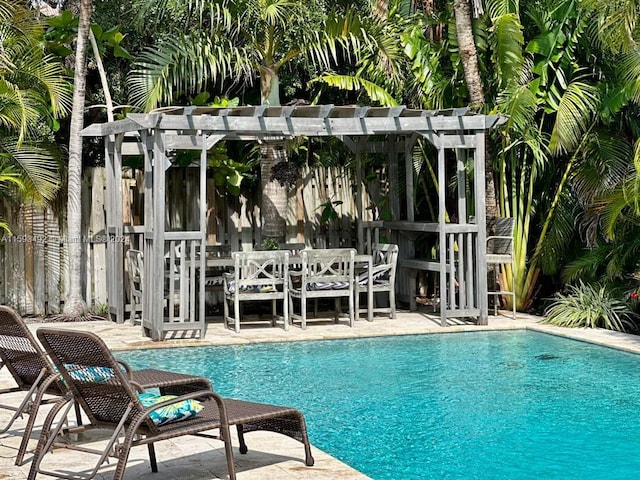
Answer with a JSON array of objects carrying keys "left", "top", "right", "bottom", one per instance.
[
  {"left": 260, "top": 144, "right": 287, "bottom": 240},
  {"left": 453, "top": 0, "right": 484, "bottom": 108},
  {"left": 63, "top": 0, "right": 92, "bottom": 316},
  {"left": 259, "top": 67, "right": 288, "bottom": 242},
  {"left": 453, "top": 0, "right": 498, "bottom": 220}
]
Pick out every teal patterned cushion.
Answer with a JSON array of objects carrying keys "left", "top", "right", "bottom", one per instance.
[
  {"left": 65, "top": 365, "right": 115, "bottom": 383},
  {"left": 138, "top": 392, "right": 204, "bottom": 426}
]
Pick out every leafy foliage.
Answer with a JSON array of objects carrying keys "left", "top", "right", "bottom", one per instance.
[
  {"left": 0, "top": 0, "right": 70, "bottom": 211},
  {"left": 542, "top": 280, "right": 636, "bottom": 332}
]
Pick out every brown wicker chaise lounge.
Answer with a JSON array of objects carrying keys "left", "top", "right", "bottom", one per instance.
[
  {"left": 0, "top": 305, "right": 211, "bottom": 466},
  {"left": 29, "top": 328, "right": 314, "bottom": 480}
]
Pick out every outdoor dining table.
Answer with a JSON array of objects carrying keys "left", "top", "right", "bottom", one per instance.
[{"left": 198, "top": 251, "right": 374, "bottom": 322}]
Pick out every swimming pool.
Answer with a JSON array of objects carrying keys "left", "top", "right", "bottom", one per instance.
[{"left": 120, "top": 331, "right": 640, "bottom": 480}]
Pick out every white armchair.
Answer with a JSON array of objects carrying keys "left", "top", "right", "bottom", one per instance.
[
  {"left": 288, "top": 248, "right": 356, "bottom": 329},
  {"left": 355, "top": 243, "right": 398, "bottom": 319},
  {"left": 223, "top": 250, "right": 289, "bottom": 332}
]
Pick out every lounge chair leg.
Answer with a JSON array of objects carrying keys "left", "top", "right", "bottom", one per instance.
[
  {"left": 220, "top": 423, "right": 237, "bottom": 480},
  {"left": 113, "top": 419, "right": 143, "bottom": 480},
  {"left": 295, "top": 412, "right": 315, "bottom": 467},
  {"left": 236, "top": 424, "right": 248, "bottom": 454},
  {"left": 27, "top": 395, "right": 75, "bottom": 480},
  {"left": 147, "top": 443, "right": 158, "bottom": 472},
  {"left": 17, "top": 371, "right": 75, "bottom": 466},
  {"left": 16, "top": 373, "right": 54, "bottom": 466},
  {"left": 305, "top": 444, "right": 315, "bottom": 467}
]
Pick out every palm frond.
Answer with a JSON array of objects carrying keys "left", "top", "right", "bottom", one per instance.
[
  {"left": 572, "top": 132, "right": 632, "bottom": 205},
  {"left": 536, "top": 188, "right": 577, "bottom": 276},
  {"left": 549, "top": 80, "right": 600, "bottom": 155},
  {"left": 1, "top": 139, "right": 60, "bottom": 203},
  {"left": 617, "top": 48, "right": 640, "bottom": 103},
  {"left": 588, "top": 0, "right": 638, "bottom": 54},
  {"left": 485, "top": 0, "right": 519, "bottom": 18},
  {"left": 129, "top": 34, "right": 252, "bottom": 110},
  {"left": 592, "top": 179, "right": 635, "bottom": 240},
  {"left": 491, "top": 13, "right": 524, "bottom": 89},
  {"left": 496, "top": 84, "right": 537, "bottom": 131},
  {"left": 310, "top": 73, "right": 399, "bottom": 106},
  {"left": 562, "top": 245, "right": 611, "bottom": 283}
]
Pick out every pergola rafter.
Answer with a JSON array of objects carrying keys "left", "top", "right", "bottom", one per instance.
[{"left": 81, "top": 105, "right": 507, "bottom": 340}]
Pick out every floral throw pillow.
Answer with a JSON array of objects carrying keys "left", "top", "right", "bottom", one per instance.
[{"left": 138, "top": 392, "right": 204, "bottom": 426}]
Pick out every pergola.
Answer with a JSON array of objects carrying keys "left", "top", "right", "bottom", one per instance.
[{"left": 81, "top": 105, "right": 507, "bottom": 340}]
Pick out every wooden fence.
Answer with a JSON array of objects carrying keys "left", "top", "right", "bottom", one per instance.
[{"left": 1, "top": 164, "right": 378, "bottom": 316}]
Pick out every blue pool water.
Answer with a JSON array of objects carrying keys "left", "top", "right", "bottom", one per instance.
[{"left": 120, "top": 331, "right": 640, "bottom": 479}]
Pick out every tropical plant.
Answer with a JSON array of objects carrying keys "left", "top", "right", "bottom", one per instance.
[
  {"left": 542, "top": 280, "right": 636, "bottom": 332},
  {"left": 0, "top": 0, "right": 71, "bottom": 231},
  {"left": 128, "top": 0, "right": 408, "bottom": 240},
  {"left": 479, "top": 0, "right": 640, "bottom": 312}
]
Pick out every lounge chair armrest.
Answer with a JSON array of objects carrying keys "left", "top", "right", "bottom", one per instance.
[
  {"left": 143, "top": 389, "right": 221, "bottom": 410},
  {"left": 115, "top": 359, "right": 133, "bottom": 378},
  {"left": 130, "top": 381, "right": 145, "bottom": 393}
]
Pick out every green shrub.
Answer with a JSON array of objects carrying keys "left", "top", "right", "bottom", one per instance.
[
  {"left": 261, "top": 238, "right": 279, "bottom": 250},
  {"left": 542, "top": 280, "right": 636, "bottom": 332}
]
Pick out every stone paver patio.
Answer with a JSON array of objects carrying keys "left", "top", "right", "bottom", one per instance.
[{"left": 1, "top": 308, "right": 639, "bottom": 479}]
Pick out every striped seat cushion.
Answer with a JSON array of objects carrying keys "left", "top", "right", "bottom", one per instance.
[
  {"left": 308, "top": 281, "right": 349, "bottom": 290},
  {"left": 357, "top": 265, "right": 390, "bottom": 285},
  {"left": 227, "top": 281, "right": 276, "bottom": 293}
]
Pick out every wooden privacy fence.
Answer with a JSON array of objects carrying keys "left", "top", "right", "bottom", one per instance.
[{"left": 0, "top": 164, "right": 377, "bottom": 316}]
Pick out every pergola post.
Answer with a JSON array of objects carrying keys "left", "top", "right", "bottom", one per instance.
[
  {"left": 103, "top": 134, "right": 125, "bottom": 323},
  {"left": 436, "top": 137, "right": 447, "bottom": 327},
  {"left": 145, "top": 129, "right": 167, "bottom": 340},
  {"left": 474, "top": 131, "right": 488, "bottom": 325}
]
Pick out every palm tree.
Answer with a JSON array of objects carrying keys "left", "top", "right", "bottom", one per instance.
[
  {"left": 129, "top": 0, "right": 396, "bottom": 240},
  {"left": 450, "top": 0, "right": 505, "bottom": 220},
  {"left": 0, "top": 0, "right": 71, "bottom": 232},
  {"left": 63, "top": 0, "right": 92, "bottom": 317}
]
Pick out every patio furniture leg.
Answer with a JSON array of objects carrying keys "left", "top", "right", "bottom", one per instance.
[
  {"left": 27, "top": 395, "right": 75, "bottom": 480},
  {"left": 348, "top": 289, "right": 354, "bottom": 327},
  {"left": 234, "top": 295, "right": 240, "bottom": 333},
  {"left": 301, "top": 296, "right": 307, "bottom": 329},
  {"left": 223, "top": 294, "right": 230, "bottom": 329},
  {"left": 390, "top": 288, "right": 396, "bottom": 319},
  {"left": 147, "top": 443, "right": 158, "bottom": 472},
  {"left": 15, "top": 373, "right": 82, "bottom": 466},
  {"left": 271, "top": 299, "right": 277, "bottom": 326},
  {"left": 237, "top": 424, "right": 248, "bottom": 454},
  {"left": 283, "top": 288, "right": 290, "bottom": 331}
]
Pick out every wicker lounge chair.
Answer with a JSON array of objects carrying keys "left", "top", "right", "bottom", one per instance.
[
  {"left": 0, "top": 306, "right": 81, "bottom": 466},
  {"left": 0, "top": 305, "right": 211, "bottom": 466},
  {"left": 30, "top": 328, "right": 314, "bottom": 480}
]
